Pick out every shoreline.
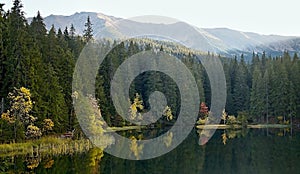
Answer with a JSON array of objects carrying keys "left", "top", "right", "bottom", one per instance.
[
  {"left": 0, "top": 124, "right": 293, "bottom": 157},
  {"left": 196, "top": 124, "right": 291, "bottom": 129}
]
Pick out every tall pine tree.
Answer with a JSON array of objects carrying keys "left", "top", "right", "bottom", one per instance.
[{"left": 83, "top": 16, "right": 93, "bottom": 42}]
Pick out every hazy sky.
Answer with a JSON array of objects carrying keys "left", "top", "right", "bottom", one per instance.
[{"left": 2, "top": 0, "right": 300, "bottom": 36}]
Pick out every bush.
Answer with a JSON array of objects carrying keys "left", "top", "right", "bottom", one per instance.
[
  {"left": 26, "top": 125, "right": 42, "bottom": 139},
  {"left": 277, "top": 116, "right": 284, "bottom": 124},
  {"left": 237, "top": 112, "right": 248, "bottom": 126},
  {"left": 42, "top": 119, "right": 54, "bottom": 134},
  {"left": 227, "top": 115, "right": 237, "bottom": 125},
  {"left": 197, "top": 117, "right": 207, "bottom": 125}
]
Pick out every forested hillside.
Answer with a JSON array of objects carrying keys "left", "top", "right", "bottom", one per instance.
[
  {"left": 0, "top": 1, "right": 86, "bottom": 142},
  {"left": 0, "top": 0, "right": 299, "bottom": 143}
]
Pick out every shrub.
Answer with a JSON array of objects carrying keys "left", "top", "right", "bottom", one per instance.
[
  {"left": 227, "top": 115, "right": 237, "bottom": 125},
  {"left": 277, "top": 116, "right": 284, "bottom": 124},
  {"left": 42, "top": 119, "right": 54, "bottom": 134},
  {"left": 197, "top": 117, "right": 207, "bottom": 125},
  {"left": 283, "top": 120, "right": 290, "bottom": 125},
  {"left": 26, "top": 125, "right": 42, "bottom": 139},
  {"left": 237, "top": 112, "right": 248, "bottom": 126}
]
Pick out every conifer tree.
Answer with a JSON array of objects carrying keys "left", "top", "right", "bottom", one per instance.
[
  {"left": 63, "top": 26, "right": 70, "bottom": 42},
  {"left": 29, "top": 11, "right": 47, "bottom": 44},
  {"left": 250, "top": 65, "right": 264, "bottom": 121},
  {"left": 0, "top": 3, "right": 6, "bottom": 98},
  {"left": 70, "top": 23, "right": 76, "bottom": 39},
  {"left": 232, "top": 55, "right": 250, "bottom": 114},
  {"left": 3, "top": 0, "right": 30, "bottom": 95},
  {"left": 83, "top": 16, "right": 93, "bottom": 42}
]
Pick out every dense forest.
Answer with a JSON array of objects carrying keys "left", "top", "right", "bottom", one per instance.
[
  {"left": 0, "top": 0, "right": 86, "bottom": 142},
  {"left": 0, "top": 0, "right": 299, "bottom": 143}
]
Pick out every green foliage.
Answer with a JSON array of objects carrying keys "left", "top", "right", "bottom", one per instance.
[
  {"left": 223, "top": 51, "right": 299, "bottom": 123},
  {"left": 237, "top": 111, "right": 248, "bottom": 126},
  {"left": 0, "top": 2, "right": 84, "bottom": 138},
  {"left": 83, "top": 16, "right": 93, "bottom": 42},
  {"left": 0, "top": 0, "right": 299, "bottom": 144},
  {"left": 232, "top": 56, "right": 250, "bottom": 114},
  {"left": 224, "top": 112, "right": 248, "bottom": 126}
]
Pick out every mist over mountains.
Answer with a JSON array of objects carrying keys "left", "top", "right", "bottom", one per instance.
[{"left": 35, "top": 12, "right": 300, "bottom": 59}]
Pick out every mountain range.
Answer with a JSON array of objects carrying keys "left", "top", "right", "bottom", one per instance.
[{"left": 34, "top": 12, "right": 300, "bottom": 59}]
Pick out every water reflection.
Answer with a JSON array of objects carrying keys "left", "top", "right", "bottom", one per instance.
[
  {"left": 26, "top": 154, "right": 40, "bottom": 170},
  {"left": 0, "top": 128, "right": 300, "bottom": 173},
  {"left": 163, "top": 131, "right": 173, "bottom": 147},
  {"left": 129, "top": 136, "right": 144, "bottom": 160}
]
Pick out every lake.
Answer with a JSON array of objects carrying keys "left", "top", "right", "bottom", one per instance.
[{"left": 1, "top": 128, "right": 299, "bottom": 174}]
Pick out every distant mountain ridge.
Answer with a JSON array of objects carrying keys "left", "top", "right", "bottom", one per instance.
[{"left": 35, "top": 12, "right": 300, "bottom": 58}]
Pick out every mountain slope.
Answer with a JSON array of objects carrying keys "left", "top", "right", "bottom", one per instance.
[
  {"left": 31, "top": 12, "right": 120, "bottom": 35},
  {"left": 38, "top": 12, "right": 300, "bottom": 57}
]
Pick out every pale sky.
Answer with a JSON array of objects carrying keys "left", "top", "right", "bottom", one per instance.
[{"left": 2, "top": 0, "right": 300, "bottom": 36}]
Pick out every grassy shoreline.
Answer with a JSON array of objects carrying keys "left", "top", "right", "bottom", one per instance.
[
  {"left": 196, "top": 124, "right": 291, "bottom": 129},
  {"left": 0, "top": 124, "right": 292, "bottom": 157},
  {"left": 0, "top": 126, "right": 145, "bottom": 157},
  {"left": 105, "top": 126, "right": 146, "bottom": 132},
  {"left": 0, "top": 137, "right": 92, "bottom": 157}
]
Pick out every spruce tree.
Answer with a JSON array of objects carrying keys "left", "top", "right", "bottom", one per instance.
[
  {"left": 70, "top": 23, "right": 76, "bottom": 39},
  {"left": 83, "top": 16, "right": 93, "bottom": 42},
  {"left": 29, "top": 11, "right": 47, "bottom": 44},
  {"left": 0, "top": 4, "right": 6, "bottom": 98},
  {"left": 63, "top": 26, "right": 70, "bottom": 42},
  {"left": 291, "top": 53, "right": 300, "bottom": 117},
  {"left": 250, "top": 65, "right": 265, "bottom": 122},
  {"left": 3, "top": 0, "right": 29, "bottom": 94},
  {"left": 232, "top": 55, "right": 250, "bottom": 114}
]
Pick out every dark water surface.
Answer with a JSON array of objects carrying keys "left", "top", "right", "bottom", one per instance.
[{"left": 1, "top": 128, "right": 300, "bottom": 174}]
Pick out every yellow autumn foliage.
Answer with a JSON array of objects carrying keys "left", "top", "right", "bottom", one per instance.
[
  {"left": 44, "top": 159, "right": 54, "bottom": 169},
  {"left": 222, "top": 132, "right": 227, "bottom": 145},
  {"left": 129, "top": 93, "right": 144, "bottom": 120},
  {"left": 130, "top": 136, "right": 144, "bottom": 160},
  {"left": 163, "top": 106, "right": 173, "bottom": 121},
  {"left": 42, "top": 119, "right": 54, "bottom": 132}
]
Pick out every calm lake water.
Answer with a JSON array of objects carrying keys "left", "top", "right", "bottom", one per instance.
[{"left": 1, "top": 128, "right": 300, "bottom": 174}]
